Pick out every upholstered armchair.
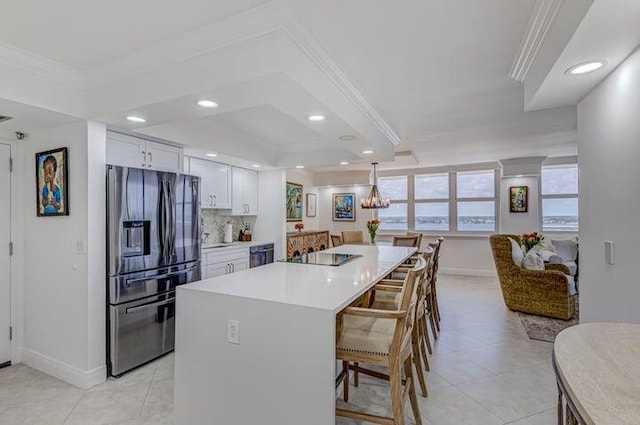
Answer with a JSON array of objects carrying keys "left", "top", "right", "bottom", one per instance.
[{"left": 489, "top": 234, "right": 575, "bottom": 320}]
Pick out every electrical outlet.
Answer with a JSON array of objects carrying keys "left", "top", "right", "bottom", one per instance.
[{"left": 227, "top": 319, "right": 239, "bottom": 344}]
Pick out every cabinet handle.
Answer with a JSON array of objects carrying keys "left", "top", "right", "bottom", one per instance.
[
  {"left": 226, "top": 264, "right": 230, "bottom": 274},
  {"left": 213, "top": 194, "right": 217, "bottom": 207},
  {"left": 148, "top": 152, "right": 152, "bottom": 168},
  {"left": 231, "top": 263, "right": 235, "bottom": 273},
  {"left": 141, "top": 150, "right": 146, "bottom": 167},
  {"left": 209, "top": 195, "right": 213, "bottom": 207}
]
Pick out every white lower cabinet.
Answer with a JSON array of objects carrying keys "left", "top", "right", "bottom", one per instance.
[{"left": 201, "top": 246, "right": 249, "bottom": 279}]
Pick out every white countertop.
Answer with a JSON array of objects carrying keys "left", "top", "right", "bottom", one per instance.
[
  {"left": 201, "top": 240, "right": 273, "bottom": 250},
  {"left": 554, "top": 322, "right": 640, "bottom": 425},
  {"left": 180, "top": 244, "right": 415, "bottom": 312}
]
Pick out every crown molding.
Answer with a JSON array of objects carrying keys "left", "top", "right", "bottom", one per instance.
[
  {"left": 510, "top": 0, "right": 565, "bottom": 82},
  {"left": 283, "top": 15, "right": 401, "bottom": 146},
  {"left": 0, "top": 41, "right": 86, "bottom": 89}
]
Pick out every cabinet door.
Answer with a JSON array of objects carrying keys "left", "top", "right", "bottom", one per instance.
[
  {"left": 106, "top": 132, "right": 145, "bottom": 168},
  {"left": 188, "top": 158, "right": 213, "bottom": 208},
  {"left": 231, "top": 260, "right": 248, "bottom": 273},
  {"left": 231, "top": 167, "right": 245, "bottom": 215},
  {"left": 146, "top": 141, "right": 183, "bottom": 172},
  {"left": 209, "top": 163, "right": 232, "bottom": 209},
  {"left": 243, "top": 169, "right": 258, "bottom": 215},
  {"left": 205, "top": 262, "right": 230, "bottom": 279}
]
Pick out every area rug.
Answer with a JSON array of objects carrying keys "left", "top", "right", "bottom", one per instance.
[{"left": 517, "top": 298, "right": 579, "bottom": 343}]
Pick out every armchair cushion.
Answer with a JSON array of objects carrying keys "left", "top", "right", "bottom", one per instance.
[
  {"left": 522, "top": 250, "right": 544, "bottom": 271},
  {"left": 552, "top": 239, "right": 578, "bottom": 262},
  {"left": 509, "top": 237, "right": 524, "bottom": 267},
  {"left": 540, "top": 249, "right": 563, "bottom": 264}
]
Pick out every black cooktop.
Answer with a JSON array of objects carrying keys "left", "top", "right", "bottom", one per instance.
[{"left": 280, "top": 252, "right": 362, "bottom": 266}]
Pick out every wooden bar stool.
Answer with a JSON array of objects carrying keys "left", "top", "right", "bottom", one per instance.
[
  {"left": 392, "top": 235, "right": 420, "bottom": 248},
  {"left": 331, "top": 234, "right": 343, "bottom": 247},
  {"left": 336, "top": 260, "right": 426, "bottom": 425}
]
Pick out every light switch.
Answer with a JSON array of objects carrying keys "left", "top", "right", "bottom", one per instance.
[
  {"left": 75, "top": 240, "right": 87, "bottom": 255},
  {"left": 604, "top": 241, "right": 615, "bottom": 265},
  {"left": 227, "top": 319, "right": 240, "bottom": 344}
]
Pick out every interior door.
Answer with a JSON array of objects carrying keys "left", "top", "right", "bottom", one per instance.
[{"left": 0, "top": 144, "right": 11, "bottom": 365}]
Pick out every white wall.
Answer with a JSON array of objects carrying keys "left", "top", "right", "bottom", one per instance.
[
  {"left": 578, "top": 47, "right": 640, "bottom": 324},
  {"left": 254, "top": 170, "right": 287, "bottom": 260},
  {"left": 500, "top": 176, "right": 540, "bottom": 235},
  {"left": 285, "top": 169, "right": 319, "bottom": 232},
  {"left": 22, "top": 120, "right": 106, "bottom": 388}
]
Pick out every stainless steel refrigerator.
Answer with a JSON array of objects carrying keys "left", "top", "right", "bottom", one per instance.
[{"left": 106, "top": 165, "right": 201, "bottom": 376}]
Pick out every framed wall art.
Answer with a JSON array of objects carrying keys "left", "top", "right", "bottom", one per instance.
[
  {"left": 286, "top": 181, "right": 303, "bottom": 222},
  {"left": 509, "top": 186, "right": 528, "bottom": 213},
  {"left": 306, "top": 193, "right": 317, "bottom": 217},
  {"left": 332, "top": 192, "right": 356, "bottom": 221},
  {"left": 36, "top": 147, "right": 69, "bottom": 217}
]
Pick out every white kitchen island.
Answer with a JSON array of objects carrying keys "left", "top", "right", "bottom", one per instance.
[{"left": 174, "top": 244, "right": 416, "bottom": 425}]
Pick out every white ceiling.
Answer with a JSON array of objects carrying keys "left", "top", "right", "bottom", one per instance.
[
  {"left": 1, "top": 0, "right": 632, "bottom": 171},
  {"left": 0, "top": 0, "right": 268, "bottom": 69}
]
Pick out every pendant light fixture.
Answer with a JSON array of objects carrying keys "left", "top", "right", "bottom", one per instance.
[{"left": 361, "top": 162, "right": 390, "bottom": 209}]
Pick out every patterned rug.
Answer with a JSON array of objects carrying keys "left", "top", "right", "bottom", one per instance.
[{"left": 517, "top": 298, "right": 579, "bottom": 343}]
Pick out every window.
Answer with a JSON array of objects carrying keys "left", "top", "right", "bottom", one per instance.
[
  {"left": 378, "top": 176, "right": 408, "bottom": 230},
  {"left": 455, "top": 171, "right": 496, "bottom": 232},
  {"left": 415, "top": 174, "right": 449, "bottom": 231},
  {"left": 541, "top": 165, "right": 578, "bottom": 232},
  {"left": 375, "top": 169, "right": 497, "bottom": 233}
]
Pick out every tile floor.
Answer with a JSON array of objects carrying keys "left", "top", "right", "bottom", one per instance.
[{"left": 0, "top": 275, "right": 558, "bottom": 425}]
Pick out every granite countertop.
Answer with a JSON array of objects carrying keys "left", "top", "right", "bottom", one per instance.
[{"left": 554, "top": 322, "right": 640, "bottom": 425}]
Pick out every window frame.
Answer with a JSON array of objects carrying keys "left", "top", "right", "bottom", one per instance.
[
  {"left": 376, "top": 168, "right": 500, "bottom": 235},
  {"left": 540, "top": 164, "right": 579, "bottom": 233}
]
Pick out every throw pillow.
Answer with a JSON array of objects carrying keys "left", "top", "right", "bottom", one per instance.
[
  {"left": 552, "top": 239, "right": 578, "bottom": 262},
  {"left": 509, "top": 237, "right": 524, "bottom": 267},
  {"left": 540, "top": 249, "right": 563, "bottom": 264},
  {"left": 522, "top": 250, "right": 544, "bottom": 270}
]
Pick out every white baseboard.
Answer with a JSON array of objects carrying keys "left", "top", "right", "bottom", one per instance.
[
  {"left": 440, "top": 267, "right": 497, "bottom": 277},
  {"left": 22, "top": 348, "right": 106, "bottom": 390},
  {"left": 11, "top": 346, "right": 23, "bottom": 364}
]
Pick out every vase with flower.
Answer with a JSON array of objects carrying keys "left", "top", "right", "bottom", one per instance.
[
  {"left": 519, "top": 232, "right": 542, "bottom": 253},
  {"left": 366, "top": 219, "right": 380, "bottom": 245},
  {"left": 294, "top": 222, "right": 304, "bottom": 232}
]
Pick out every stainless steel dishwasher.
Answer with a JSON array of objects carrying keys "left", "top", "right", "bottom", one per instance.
[{"left": 249, "top": 243, "right": 274, "bottom": 268}]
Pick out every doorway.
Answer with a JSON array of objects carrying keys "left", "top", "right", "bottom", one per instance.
[{"left": 0, "top": 143, "right": 11, "bottom": 366}]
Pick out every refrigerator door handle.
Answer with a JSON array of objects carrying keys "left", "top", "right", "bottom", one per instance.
[
  {"left": 125, "top": 264, "right": 198, "bottom": 285},
  {"left": 126, "top": 298, "right": 174, "bottom": 314},
  {"left": 168, "top": 181, "right": 176, "bottom": 256}
]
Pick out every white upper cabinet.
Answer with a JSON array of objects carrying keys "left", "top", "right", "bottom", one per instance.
[
  {"left": 106, "top": 132, "right": 183, "bottom": 173},
  {"left": 231, "top": 167, "right": 258, "bottom": 216},
  {"left": 188, "top": 157, "right": 232, "bottom": 209}
]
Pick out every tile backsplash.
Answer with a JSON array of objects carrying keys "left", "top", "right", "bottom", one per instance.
[{"left": 201, "top": 209, "right": 257, "bottom": 244}]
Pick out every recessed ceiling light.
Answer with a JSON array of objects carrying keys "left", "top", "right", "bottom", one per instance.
[
  {"left": 339, "top": 135, "right": 356, "bottom": 141},
  {"left": 308, "top": 115, "right": 325, "bottom": 121},
  {"left": 126, "top": 116, "right": 146, "bottom": 123},
  {"left": 339, "top": 161, "right": 349, "bottom": 165},
  {"left": 295, "top": 165, "right": 304, "bottom": 169},
  {"left": 206, "top": 153, "right": 218, "bottom": 157},
  {"left": 362, "top": 150, "right": 374, "bottom": 154},
  {"left": 251, "top": 164, "right": 261, "bottom": 168},
  {"left": 566, "top": 60, "right": 606, "bottom": 76},
  {"left": 197, "top": 100, "right": 219, "bottom": 108}
]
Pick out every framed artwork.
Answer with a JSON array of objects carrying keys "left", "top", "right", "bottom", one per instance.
[
  {"left": 509, "top": 186, "right": 528, "bottom": 213},
  {"left": 333, "top": 192, "right": 356, "bottom": 221},
  {"left": 36, "top": 147, "right": 69, "bottom": 217},
  {"left": 306, "top": 193, "right": 317, "bottom": 217},
  {"left": 286, "top": 181, "right": 303, "bottom": 222}
]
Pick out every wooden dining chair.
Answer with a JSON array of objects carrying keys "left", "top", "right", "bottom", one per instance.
[
  {"left": 330, "top": 234, "right": 343, "bottom": 247},
  {"left": 407, "top": 232, "right": 423, "bottom": 251},
  {"left": 336, "top": 259, "right": 426, "bottom": 425},
  {"left": 341, "top": 230, "right": 364, "bottom": 244},
  {"left": 393, "top": 235, "right": 420, "bottom": 247}
]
